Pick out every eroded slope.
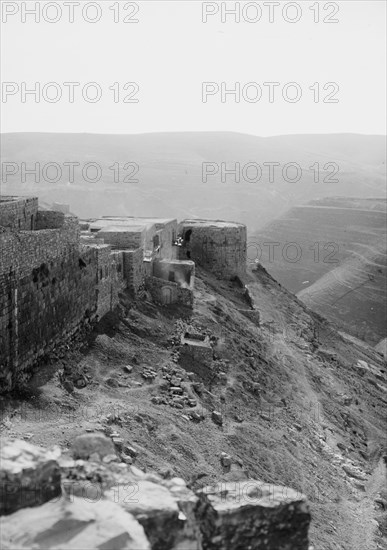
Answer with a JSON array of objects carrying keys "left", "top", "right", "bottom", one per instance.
[{"left": 1, "top": 266, "right": 386, "bottom": 550}]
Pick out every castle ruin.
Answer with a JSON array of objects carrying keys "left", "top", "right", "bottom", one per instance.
[{"left": 0, "top": 196, "right": 247, "bottom": 392}]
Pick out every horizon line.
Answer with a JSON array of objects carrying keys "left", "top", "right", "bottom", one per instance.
[{"left": 1, "top": 130, "right": 386, "bottom": 138}]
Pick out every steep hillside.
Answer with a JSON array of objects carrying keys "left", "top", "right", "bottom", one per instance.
[
  {"left": 1, "top": 132, "right": 386, "bottom": 231},
  {"left": 297, "top": 238, "right": 387, "bottom": 344},
  {"left": 1, "top": 265, "right": 386, "bottom": 550},
  {"left": 251, "top": 197, "right": 387, "bottom": 294},
  {"left": 375, "top": 338, "right": 387, "bottom": 359}
]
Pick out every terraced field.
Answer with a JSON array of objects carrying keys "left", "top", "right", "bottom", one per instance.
[
  {"left": 252, "top": 198, "right": 387, "bottom": 344},
  {"left": 298, "top": 237, "right": 387, "bottom": 344},
  {"left": 251, "top": 198, "right": 387, "bottom": 294}
]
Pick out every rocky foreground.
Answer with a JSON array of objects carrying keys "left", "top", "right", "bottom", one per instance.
[{"left": 0, "top": 436, "right": 311, "bottom": 550}]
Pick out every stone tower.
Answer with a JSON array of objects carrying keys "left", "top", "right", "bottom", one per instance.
[{"left": 178, "top": 219, "right": 247, "bottom": 279}]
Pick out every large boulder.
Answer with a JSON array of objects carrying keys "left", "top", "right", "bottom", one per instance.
[
  {"left": 195, "top": 481, "right": 311, "bottom": 550},
  {"left": 163, "top": 477, "right": 202, "bottom": 550},
  {"left": 0, "top": 495, "right": 150, "bottom": 549},
  {"left": 106, "top": 480, "right": 183, "bottom": 550},
  {"left": 0, "top": 439, "right": 61, "bottom": 515},
  {"left": 106, "top": 477, "right": 201, "bottom": 550}
]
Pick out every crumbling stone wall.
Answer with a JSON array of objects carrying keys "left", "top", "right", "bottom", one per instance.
[
  {"left": 177, "top": 286, "right": 194, "bottom": 307},
  {"left": 0, "top": 198, "right": 251, "bottom": 393},
  {"left": 179, "top": 333, "right": 214, "bottom": 379},
  {"left": 180, "top": 334, "right": 213, "bottom": 365},
  {"left": 179, "top": 221, "right": 247, "bottom": 279},
  {"left": 146, "top": 276, "right": 194, "bottom": 307},
  {"left": 0, "top": 196, "right": 38, "bottom": 231},
  {"left": 95, "top": 246, "right": 126, "bottom": 317},
  {"left": 0, "top": 216, "right": 125, "bottom": 392},
  {"left": 0, "top": 217, "right": 80, "bottom": 277},
  {"left": 153, "top": 259, "right": 195, "bottom": 288},
  {"left": 0, "top": 228, "right": 99, "bottom": 391}
]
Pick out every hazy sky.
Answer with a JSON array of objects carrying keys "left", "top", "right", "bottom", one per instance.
[{"left": 1, "top": 0, "right": 386, "bottom": 135}]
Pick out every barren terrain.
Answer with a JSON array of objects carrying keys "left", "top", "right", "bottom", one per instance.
[{"left": 1, "top": 265, "right": 386, "bottom": 549}]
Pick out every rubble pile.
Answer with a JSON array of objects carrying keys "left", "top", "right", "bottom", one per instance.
[
  {"left": 149, "top": 364, "right": 207, "bottom": 423},
  {"left": 146, "top": 320, "right": 229, "bottom": 421}
]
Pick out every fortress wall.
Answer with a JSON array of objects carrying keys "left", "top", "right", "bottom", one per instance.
[
  {"left": 142, "top": 223, "right": 158, "bottom": 252},
  {"left": 123, "top": 248, "right": 145, "bottom": 294},
  {"left": 35, "top": 210, "right": 65, "bottom": 230},
  {"left": 0, "top": 197, "right": 38, "bottom": 231},
  {"left": 0, "top": 246, "right": 99, "bottom": 392},
  {"left": 0, "top": 276, "right": 13, "bottom": 384},
  {"left": 154, "top": 220, "right": 178, "bottom": 261},
  {"left": 0, "top": 218, "right": 80, "bottom": 279},
  {"left": 95, "top": 247, "right": 126, "bottom": 318},
  {"left": 0, "top": 219, "right": 126, "bottom": 392},
  {"left": 95, "top": 245, "right": 113, "bottom": 317},
  {"left": 97, "top": 228, "right": 146, "bottom": 250},
  {"left": 178, "top": 222, "right": 247, "bottom": 279},
  {"left": 0, "top": 199, "right": 248, "bottom": 393}
]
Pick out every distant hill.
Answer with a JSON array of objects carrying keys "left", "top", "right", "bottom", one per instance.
[
  {"left": 251, "top": 197, "right": 387, "bottom": 344},
  {"left": 297, "top": 236, "right": 387, "bottom": 345},
  {"left": 251, "top": 197, "right": 387, "bottom": 293},
  {"left": 1, "top": 132, "right": 386, "bottom": 231}
]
